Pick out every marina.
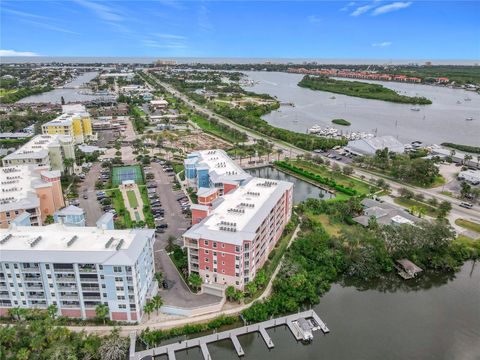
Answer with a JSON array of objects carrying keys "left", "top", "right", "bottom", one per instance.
[
  {"left": 307, "top": 125, "right": 375, "bottom": 140},
  {"left": 130, "top": 310, "right": 329, "bottom": 360},
  {"left": 241, "top": 71, "right": 480, "bottom": 146}
]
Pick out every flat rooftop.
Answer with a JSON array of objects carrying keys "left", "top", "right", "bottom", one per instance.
[
  {"left": 0, "top": 224, "right": 154, "bottom": 265},
  {"left": 3, "top": 134, "right": 72, "bottom": 161},
  {"left": 193, "top": 149, "right": 252, "bottom": 184},
  {"left": 43, "top": 112, "right": 88, "bottom": 127},
  {"left": 0, "top": 166, "right": 57, "bottom": 212},
  {"left": 184, "top": 177, "right": 293, "bottom": 244}
]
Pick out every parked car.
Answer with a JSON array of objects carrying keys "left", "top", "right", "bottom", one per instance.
[
  {"left": 83, "top": 193, "right": 88, "bottom": 199},
  {"left": 156, "top": 224, "right": 168, "bottom": 229},
  {"left": 155, "top": 228, "right": 165, "bottom": 233},
  {"left": 459, "top": 202, "right": 474, "bottom": 209}
]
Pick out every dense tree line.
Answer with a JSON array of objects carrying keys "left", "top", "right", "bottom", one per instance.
[
  {"left": 441, "top": 142, "right": 480, "bottom": 155},
  {"left": 0, "top": 86, "right": 54, "bottom": 104},
  {"left": 353, "top": 148, "right": 441, "bottom": 186},
  {"left": 0, "top": 111, "right": 58, "bottom": 134},
  {"left": 298, "top": 75, "right": 432, "bottom": 104},
  {"left": 210, "top": 103, "right": 346, "bottom": 150}
]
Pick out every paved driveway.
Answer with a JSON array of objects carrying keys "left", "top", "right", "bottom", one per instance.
[{"left": 78, "top": 163, "right": 104, "bottom": 226}]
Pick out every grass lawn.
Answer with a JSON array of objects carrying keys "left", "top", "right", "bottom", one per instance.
[
  {"left": 139, "top": 186, "right": 155, "bottom": 228},
  {"left": 453, "top": 235, "right": 480, "bottom": 254},
  {"left": 0, "top": 89, "right": 18, "bottom": 96},
  {"left": 107, "top": 189, "right": 132, "bottom": 228},
  {"left": 291, "top": 160, "right": 376, "bottom": 196},
  {"left": 126, "top": 190, "right": 139, "bottom": 208},
  {"left": 455, "top": 219, "right": 480, "bottom": 233},
  {"left": 307, "top": 212, "right": 350, "bottom": 237},
  {"left": 394, "top": 197, "right": 438, "bottom": 217}
]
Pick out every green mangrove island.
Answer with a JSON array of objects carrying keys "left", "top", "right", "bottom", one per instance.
[
  {"left": 332, "top": 119, "right": 351, "bottom": 126},
  {"left": 298, "top": 75, "right": 432, "bottom": 105}
]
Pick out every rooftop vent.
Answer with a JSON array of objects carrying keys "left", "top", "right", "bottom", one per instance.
[
  {"left": 0, "top": 234, "right": 12, "bottom": 245},
  {"left": 29, "top": 236, "right": 42, "bottom": 248},
  {"left": 66, "top": 235, "right": 78, "bottom": 247}
]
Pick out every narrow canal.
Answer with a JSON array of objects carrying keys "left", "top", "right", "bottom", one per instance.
[{"left": 246, "top": 166, "right": 334, "bottom": 204}]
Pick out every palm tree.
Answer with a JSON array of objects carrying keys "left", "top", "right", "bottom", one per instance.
[
  {"left": 47, "top": 304, "right": 58, "bottom": 320},
  {"left": 464, "top": 154, "right": 473, "bottom": 165},
  {"left": 276, "top": 149, "right": 283, "bottom": 161},
  {"left": 98, "top": 329, "right": 128, "bottom": 360},
  {"left": 151, "top": 295, "right": 163, "bottom": 315},
  {"left": 63, "top": 158, "right": 75, "bottom": 175},
  {"left": 143, "top": 301, "right": 154, "bottom": 319},
  {"left": 188, "top": 273, "right": 202, "bottom": 292},
  {"left": 95, "top": 303, "right": 109, "bottom": 325},
  {"left": 418, "top": 207, "right": 427, "bottom": 218},
  {"left": 410, "top": 205, "right": 418, "bottom": 216}
]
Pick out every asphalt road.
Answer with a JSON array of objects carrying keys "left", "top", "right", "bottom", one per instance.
[{"left": 78, "top": 163, "right": 104, "bottom": 226}]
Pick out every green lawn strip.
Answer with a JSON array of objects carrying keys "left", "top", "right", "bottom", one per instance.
[
  {"left": 107, "top": 189, "right": 132, "bottom": 228},
  {"left": 353, "top": 166, "right": 445, "bottom": 189},
  {"left": 139, "top": 185, "right": 155, "bottom": 228},
  {"left": 306, "top": 212, "right": 348, "bottom": 237},
  {"left": 394, "top": 197, "right": 438, "bottom": 217},
  {"left": 453, "top": 235, "right": 480, "bottom": 255},
  {"left": 292, "top": 160, "right": 375, "bottom": 195},
  {"left": 455, "top": 219, "right": 480, "bottom": 233},
  {"left": 126, "top": 190, "right": 139, "bottom": 208}
]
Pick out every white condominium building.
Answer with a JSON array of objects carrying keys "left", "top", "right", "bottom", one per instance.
[
  {"left": 0, "top": 224, "right": 156, "bottom": 322},
  {"left": 2, "top": 134, "right": 75, "bottom": 172}
]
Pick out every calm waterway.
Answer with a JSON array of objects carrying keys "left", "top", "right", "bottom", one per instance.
[
  {"left": 18, "top": 71, "right": 100, "bottom": 104},
  {"left": 246, "top": 166, "right": 333, "bottom": 203},
  {"left": 242, "top": 71, "right": 480, "bottom": 146},
  {"left": 169, "top": 262, "right": 480, "bottom": 360}
]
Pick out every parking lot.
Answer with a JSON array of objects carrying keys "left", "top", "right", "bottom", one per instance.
[{"left": 77, "top": 163, "right": 105, "bottom": 226}]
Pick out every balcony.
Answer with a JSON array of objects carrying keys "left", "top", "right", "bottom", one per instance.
[
  {"left": 79, "top": 278, "right": 98, "bottom": 283},
  {"left": 27, "top": 295, "right": 46, "bottom": 300},
  {"left": 56, "top": 275, "right": 76, "bottom": 282},
  {"left": 82, "top": 295, "right": 101, "bottom": 301},
  {"left": 57, "top": 285, "right": 78, "bottom": 292},
  {"left": 59, "top": 294, "right": 79, "bottom": 300},
  {"left": 26, "top": 285, "right": 44, "bottom": 291}
]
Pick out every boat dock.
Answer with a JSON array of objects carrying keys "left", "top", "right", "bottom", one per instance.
[{"left": 130, "top": 309, "right": 329, "bottom": 360}]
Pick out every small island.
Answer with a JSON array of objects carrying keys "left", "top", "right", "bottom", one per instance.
[
  {"left": 298, "top": 75, "right": 432, "bottom": 105},
  {"left": 332, "top": 119, "right": 351, "bottom": 126}
]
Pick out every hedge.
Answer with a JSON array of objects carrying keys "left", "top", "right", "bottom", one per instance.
[{"left": 275, "top": 161, "right": 357, "bottom": 196}]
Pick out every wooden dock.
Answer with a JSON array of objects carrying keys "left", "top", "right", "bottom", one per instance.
[{"left": 131, "top": 309, "right": 329, "bottom": 360}]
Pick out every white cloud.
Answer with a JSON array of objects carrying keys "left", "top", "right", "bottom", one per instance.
[
  {"left": 142, "top": 39, "right": 186, "bottom": 49},
  {"left": 20, "top": 19, "right": 80, "bottom": 35},
  {"left": 0, "top": 49, "right": 39, "bottom": 57},
  {"left": 307, "top": 15, "right": 322, "bottom": 23},
  {"left": 372, "top": 2, "right": 412, "bottom": 15},
  {"left": 351, "top": 5, "right": 374, "bottom": 16},
  {"left": 74, "top": 0, "right": 124, "bottom": 22},
  {"left": 3, "top": 8, "right": 50, "bottom": 20},
  {"left": 372, "top": 41, "right": 392, "bottom": 47},
  {"left": 154, "top": 33, "right": 187, "bottom": 40}
]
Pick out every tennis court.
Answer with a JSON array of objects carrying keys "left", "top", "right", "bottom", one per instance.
[{"left": 111, "top": 165, "right": 144, "bottom": 186}]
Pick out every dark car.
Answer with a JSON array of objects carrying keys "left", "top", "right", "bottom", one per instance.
[
  {"left": 156, "top": 224, "right": 168, "bottom": 229},
  {"left": 83, "top": 193, "right": 88, "bottom": 199}
]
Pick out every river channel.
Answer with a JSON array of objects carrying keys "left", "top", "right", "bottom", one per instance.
[
  {"left": 242, "top": 71, "right": 480, "bottom": 147},
  {"left": 168, "top": 261, "right": 480, "bottom": 360},
  {"left": 17, "top": 71, "right": 101, "bottom": 104}
]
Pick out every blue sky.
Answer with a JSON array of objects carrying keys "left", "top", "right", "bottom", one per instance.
[{"left": 1, "top": 1, "right": 479, "bottom": 59}]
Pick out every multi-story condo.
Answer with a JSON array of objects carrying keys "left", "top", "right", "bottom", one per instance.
[
  {"left": 42, "top": 105, "right": 93, "bottom": 144},
  {"left": 0, "top": 223, "right": 156, "bottom": 322},
  {"left": 0, "top": 166, "right": 65, "bottom": 228},
  {"left": 2, "top": 134, "right": 75, "bottom": 172},
  {"left": 184, "top": 149, "right": 252, "bottom": 194},
  {"left": 183, "top": 177, "right": 293, "bottom": 290}
]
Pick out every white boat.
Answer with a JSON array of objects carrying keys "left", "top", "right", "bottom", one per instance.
[
  {"left": 411, "top": 107, "right": 420, "bottom": 111},
  {"left": 464, "top": 97, "right": 472, "bottom": 101},
  {"left": 466, "top": 117, "right": 474, "bottom": 121}
]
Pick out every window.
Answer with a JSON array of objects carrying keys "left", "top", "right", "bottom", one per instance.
[
  {"left": 116, "top": 286, "right": 124, "bottom": 291},
  {"left": 206, "top": 266, "right": 210, "bottom": 271},
  {"left": 204, "top": 240, "right": 209, "bottom": 246},
  {"left": 221, "top": 253, "right": 225, "bottom": 257},
  {"left": 222, "top": 262, "right": 225, "bottom": 265},
  {"left": 222, "top": 270, "right": 225, "bottom": 274},
  {"left": 119, "top": 304, "right": 126, "bottom": 309},
  {"left": 213, "top": 242, "right": 217, "bottom": 249},
  {"left": 114, "top": 266, "right": 122, "bottom": 273},
  {"left": 235, "top": 246, "right": 240, "bottom": 252},
  {"left": 205, "top": 258, "right": 209, "bottom": 263},
  {"left": 221, "top": 243, "right": 225, "bottom": 248},
  {"left": 118, "top": 296, "right": 125, "bottom": 300},
  {"left": 115, "top": 277, "right": 123, "bottom": 282},
  {"left": 205, "top": 250, "right": 209, "bottom": 254}
]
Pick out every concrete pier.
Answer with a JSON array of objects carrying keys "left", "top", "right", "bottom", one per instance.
[
  {"left": 259, "top": 326, "right": 274, "bottom": 348},
  {"left": 132, "top": 309, "right": 329, "bottom": 360},
  {"left": 230, "top": 335, "right": 245, "bottom": 356}
]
